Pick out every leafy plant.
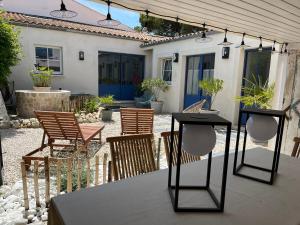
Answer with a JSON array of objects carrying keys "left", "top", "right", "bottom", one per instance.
[
  {"left": 141, "top": 78, "right": 169, "bottom": 101},
  {"left": 84, "top": 97, "right": 100, "bottom": 113},
  {"left": 60, "top": 160, "right": 94, "bottom": 192},
  {"left": 0, "top": 11, "right": 22, "bottom": 86},
  {"left": 236, "top": 74, "right": 275, "bottom": 109},
  {"left": 199, "top": 78, "right": 224, "bottom": 110},
  {"left": 30, "top": 66, "right": 53, "bottom": 87},
  {"left": 99, "top": 95, "right": 114, "bottom": 110}
]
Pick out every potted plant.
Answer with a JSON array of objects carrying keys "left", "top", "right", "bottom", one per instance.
[
  {"left": 141, "top": 78, "right": 169, "bottom": 113},
  {"left": 236, "top": 75, "right": 276, "bottom": 144},
  {"left": 30, "top": 66, "right": 53, "bottom": 91},
  {"left": 199, "top": 77, "right": 224, "bottom": 114},
  {"left": 99, "top": 95, "right": 114, "bottom": 121}
]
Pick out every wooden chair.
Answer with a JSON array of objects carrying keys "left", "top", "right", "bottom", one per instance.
[
  {"left": 23, "top": 111, "right": 105, "bottom": 165},
  {"left": 161, "top": 131, "right": 201, "bottom": 166},
  {"left": 182, "top": 99, "right": 206, "bottom": 113},
  {"left": 120, "top": 108, "right": 154, "bottom": 135},
  {"left": 106, "top": 134, "right": 157, "bottom": 181},
  {"left": 291, "top": 137, "right": 300, "bottom": 158}
]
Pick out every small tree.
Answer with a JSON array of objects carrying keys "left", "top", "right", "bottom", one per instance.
[
  {"left": 141, "top": 78, "right": 169, "bottom": 101},
  {"left": 199, "top": 78, "right": 224, "bottom": 110},
  {"left": 0, "top": 11, "right": 22, "bottom": 124},
  {"left": 0, "top": 11, "right": 22, "bottom": 85},
  {"left": 236, "top": 75, "right": 275, "bottom": 109}
]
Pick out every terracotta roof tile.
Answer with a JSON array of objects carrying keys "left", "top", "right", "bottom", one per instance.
[{"left": 3, "top": 11, "right": 166, "bottom": 42}]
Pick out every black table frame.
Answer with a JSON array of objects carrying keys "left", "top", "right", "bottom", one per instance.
[
  {"left": 233, "top": 109, "right": 285, "bottom": 185},
  {"left": 168, "top": 113, "right": 231, "bottom": 212}
]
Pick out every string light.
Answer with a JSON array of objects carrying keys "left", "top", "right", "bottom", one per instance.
[
  {"left": 236, "top": 33, "right": 250, "bottom": 48},
  {"left": 258, "top": 37, "right": 263, "bottom": 52},
  {"left": 284, "top": 43, "right": 288, "bottom": 54},
  {"left": 99, "top": 0, "right": 286, "bottom": 47},
  {"left": 50, "top": 0, "right": 78, "bottom": 18},
  {"left": 174, "top": 17, "right": 180, "bottom": 37},
  {"left": 218, "top": 29, "right": 232, "bottom": 46},
  {"left": 98, "top": 0, "right": 121, "bottom": 27},
  {"left": 272, "top": 40, "right": 276, "bottom": 52}
]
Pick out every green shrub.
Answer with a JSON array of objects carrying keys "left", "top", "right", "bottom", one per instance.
[
  {"left": 30, "top": 66, "right": 53, "bottom": 87},
  {"left": 84, "top": 97, "right": 100, "bottom": 113},
  {"left": 236, "top": 74, "right": 275, "bottom": 109},
  {"left": 199, "top": 78, "right": 224, "bottom": 110},
  {"left": 99, "top": 95, "right": 114, "bottom": 110},
  {"left": 60, "top": 160, "right": 94, "bottom": 192},
  {"left": 141, "top": 78, "right": 169, "bottom": 101},
  {"left": 0, "top": 11, "right": 22, "bottom": 85}
]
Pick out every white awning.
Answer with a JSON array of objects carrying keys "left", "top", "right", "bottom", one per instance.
[{"left": 93, "top": 0, "right": 300, "bottom": 44}]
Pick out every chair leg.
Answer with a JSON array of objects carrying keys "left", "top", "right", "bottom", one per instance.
[{"left": 108, "top": 161, "right": 112, "bottom": 182}]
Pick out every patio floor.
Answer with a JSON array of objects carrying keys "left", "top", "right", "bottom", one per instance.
[{"left": 1, "top": 112, "right": 254, "bottom": 186}]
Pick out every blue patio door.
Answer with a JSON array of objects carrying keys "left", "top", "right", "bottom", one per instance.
[
  {"left": 184, "top": 53, "right": 215, "bottom": 109},
  {"left": 98, "top": 52, "right": 144, "bottom": 100}
]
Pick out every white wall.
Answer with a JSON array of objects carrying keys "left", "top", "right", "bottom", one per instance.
[
  {"left": 10, "top": 26, "right": 150, "bottom": 96},
  {"left": 147, "top": 33, "right": 284, "bottom": 124}
]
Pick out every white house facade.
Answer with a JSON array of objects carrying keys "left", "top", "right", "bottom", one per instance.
[{"left": 2, "top": 0, "right": 288, "bottom": 125}]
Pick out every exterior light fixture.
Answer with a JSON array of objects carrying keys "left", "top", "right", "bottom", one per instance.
[
  {"left": 50, "top": 0, "right": 78, "bottom": 18},
  {"left": 98, "top": 0, "right": 121, "bottom": 27},
  {"left": 236, "top": 33, "right": 250, "bottom": 48},
  {"left": 218, "top": 29, "right": 232, "bottom": 46},
  {"left": 174, "top": 17, "right": 180, "bottom": 37},
  {"left": 258, "top": 37, "right": 263, "bottom": 52},
  {"left": 142, "top": 10, "right": 149, "bottom": 33}
]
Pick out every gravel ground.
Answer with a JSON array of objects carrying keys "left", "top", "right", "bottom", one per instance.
[{"left": 1, "top": 112, "right": 248, "bottom": 186}]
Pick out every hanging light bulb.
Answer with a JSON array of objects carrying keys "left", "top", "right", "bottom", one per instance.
[
  {"left": 98, "top": 0, "right": 121, "bottom": 27},
  {"left": 50, "top": 0, "right": 78, "bottom": 18},
  {"left": 200, "top": 23, "right": 206, "bottom": 39},
  {"left": 218, "top": 29, "right": 233, "bottom": 46},
  {"left": 272, "top": 40, "right": 276, "bottom": 52},
  {"left": 258, "top": 37, "right": 263, "bottom": 52},
  {"left": 284, "top": 43, "right": 288, "bottom": 54},
  {"left": 236, "top": 33, "right": 250, "bottom": 48},
  {"left": 142, "top": 10, "right": 149, "bottom": 33},
  {"left": 174, "top": 17, "right": 180, "bottom": 37}
]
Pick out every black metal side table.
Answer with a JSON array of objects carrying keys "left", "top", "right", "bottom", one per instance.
[
  {"left": 168, "top": 113, "right": 232, "bottom": 212},
  {"left": 233, "top": 108, "right": 286, "bottom": 185}
]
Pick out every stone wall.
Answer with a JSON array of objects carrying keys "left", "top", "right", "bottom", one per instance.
[{"left": 15, "top": 90, "right": 71, "bottom": 118}]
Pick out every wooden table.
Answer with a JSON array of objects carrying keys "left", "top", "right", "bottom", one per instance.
[{"left": 48, "top": 148, "right": 300, "bottom": 225}]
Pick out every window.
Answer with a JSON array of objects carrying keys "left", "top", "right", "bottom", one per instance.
[
  {"left": 35, "top": 46, "right": 63, "bottom": 75},
  {"left": 162, "top": 59, "right": 172, "bottom": 84}
]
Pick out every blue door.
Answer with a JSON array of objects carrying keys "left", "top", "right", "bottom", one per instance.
[
  {"left": 98, "top": 52, "right": 144, "bottom": 100},
  {"left": 240, "top": 48, "right": 271, "bottom": 123},
  {"left": 184, "top": 53, "right": 215, "bottom": 109}
]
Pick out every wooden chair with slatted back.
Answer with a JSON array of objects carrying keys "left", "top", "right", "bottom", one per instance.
[
  {"left": 291, "top": 137, "right": 300, "bottom": 158},
  {"left": 23, "top": 111, "right": 105, "bottom": 166},
  {"left": 161, "top": 131, "right": 201, "bottom": 166},
  {"left": 106, "top": 134, "right": 157, "bottom": 181},
  {"left": 120, "top": 108, "right": 154, "bottom": 135}
]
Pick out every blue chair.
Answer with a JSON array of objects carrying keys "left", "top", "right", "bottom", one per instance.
[{"left": 135, "top": 91, "right": 154, "bottom": 108}]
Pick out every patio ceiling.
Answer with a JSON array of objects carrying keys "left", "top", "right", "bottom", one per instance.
[{"left": 93, "top": 0, "right": 300, "bottom": 44}]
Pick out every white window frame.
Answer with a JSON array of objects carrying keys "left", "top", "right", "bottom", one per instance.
[
  {"left": 161, "top": 58, "right": 172, "bottom": 85},
  {"left": 35, "top": 45, "right": 63, "bottom": 75}
]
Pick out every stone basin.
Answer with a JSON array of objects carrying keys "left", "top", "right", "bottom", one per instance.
[{"left": 15, "top": 90, "right": 71, "bottom": 118}]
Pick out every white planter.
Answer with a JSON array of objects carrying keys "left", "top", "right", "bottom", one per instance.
[
  {"left": 150, "top": 101, "right": 163, "bottom": 113},
  {"left": 101, "top": 109, "right": 113, "bottom": 121},
  {"left": 33, "top": 86, "right": 51, "bottom": 92},
  {"left": 246, "top": 114, "right": 278, "bottom": 142}
]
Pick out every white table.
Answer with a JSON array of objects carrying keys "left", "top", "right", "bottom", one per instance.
[{"left": 48, "top": 148, "right": 300, "bottom": 225}]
